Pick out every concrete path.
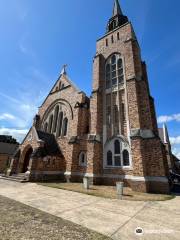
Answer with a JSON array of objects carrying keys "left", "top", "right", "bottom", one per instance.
[{"left": 0, "top": 179, "right": 180, "bottom": 240}]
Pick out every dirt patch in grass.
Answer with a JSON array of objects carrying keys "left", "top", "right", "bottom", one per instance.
[
  {"left": 39, "top": 182, "right": 174, "bottom": 201},
  {"left": 0, "top": 195, "right": 111, "bottom": 240}
]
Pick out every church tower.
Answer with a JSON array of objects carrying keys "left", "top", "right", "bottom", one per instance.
[{"left": 90, "top": 0, "right": 170, "bottom": 193}]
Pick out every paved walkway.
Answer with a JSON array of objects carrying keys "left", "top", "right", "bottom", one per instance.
[{"left": 0, "top": 179, "right": 180, "bottom": 240}]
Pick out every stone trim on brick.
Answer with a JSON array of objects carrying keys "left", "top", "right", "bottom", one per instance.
[
  {"left": 130, "top": 128, "right": 155, "bottom": 139},
  {"left": 32, "top": 170, "right": 169, "bottom": 183}
]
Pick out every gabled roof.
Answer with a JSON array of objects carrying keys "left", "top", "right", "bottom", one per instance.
[
  {"left": 39, "top": 71, "right": 83, "bottom": 108},
  {"left": 36, "top": 130, "right": 61, "bottom": 156},
  {"left": 21, "top": 127, "right": 62, "bottom": 158},
  {"left": 61, "top": 73, "right": 81, "bottom": 93},
  {"left": 0, "top": 142, "right": 18, "bottom": 155}
]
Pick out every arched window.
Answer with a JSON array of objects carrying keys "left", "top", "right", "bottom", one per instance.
[
  {"left": 62, "top": 117, "right": 68, "bottom": 136},
  {"left": 105, "top": 138, "right": 131, "bottom": 168},
  {"left": 107, "top": 151, "right": 112, "bottom": 166},
  {"left": 114, "top": 156, "right": 121, "bottom": 166},
  {"left": 57, "top": 112, "right": 63, "bottom": 137},
  {"left": 111, "top": 55, "right": 117, "bottom": 86},
  {"left": 105, "top": 54, "right": 124, "bottom": 89},
  {"left": 48, "top": 115, "right": 53, "bottom": 133},
  {"left": 114, "top": 140, "right": 121, "bottom": 166},
  {"left": 111, "top": 54, "right": 116, "bottom": 64},
  {"left": 110, "top": 20, "right": 116, "bottom": 31},
  {"left": 53, "top": 105, "right": 59, "bottom": 133},
  {"left": 118, "top": 58, "right": 122, "bottom": 68},
  {"left": 79, "top": 152, "right": 87, "bottom": 167},
  {"left": 44, "top": 122, "right": 48, "bottom": 133},
  {"left": 123, "top": 150, "right": 130, "bottom": 166},
  {"left": 114, "top": 140, "right": 120, "bottom": 154},
  {"left": 59, "top": 82, "right": 62, "bottom": 89}
]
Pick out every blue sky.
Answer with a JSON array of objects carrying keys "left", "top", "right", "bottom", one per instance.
[{"left": 0, "top": 0, "right": 180, "bottom": 158}]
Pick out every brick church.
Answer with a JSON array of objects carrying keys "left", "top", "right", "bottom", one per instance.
[{"left": 7, "top": 0, "right": 175, "bottom": 193}]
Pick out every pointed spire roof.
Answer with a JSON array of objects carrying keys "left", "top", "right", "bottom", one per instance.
[
  {"left": 113, "top": 0, "right": 123, "bottom": 16},
  {"left": 107, "top": 0, "right": 128, "bottom": 32}
]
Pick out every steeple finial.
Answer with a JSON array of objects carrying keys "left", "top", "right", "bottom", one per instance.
[
  {"left": 107, "top": 0, "right": 128, "bottom": 32},
  {"left": 60, "top": 64, "right": 67, "bottom": 75},
  {"left": 113, "top": 0, "right": 123, "bottom": 16}
]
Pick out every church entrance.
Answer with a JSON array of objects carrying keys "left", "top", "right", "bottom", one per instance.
[{"left": 22, "top": 147, "right": 33, "bottom": 173}]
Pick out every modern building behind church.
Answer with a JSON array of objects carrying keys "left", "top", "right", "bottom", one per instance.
[{"left": 7, "top": 0, "right": 177, "bottom": 193}]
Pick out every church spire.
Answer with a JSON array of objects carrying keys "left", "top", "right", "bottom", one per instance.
[
  {"left": 107, "top": 0, "right": 128, "bottom": 32},
  {"left": 113, "top": 0, "right": 123, "bottom": 17}
]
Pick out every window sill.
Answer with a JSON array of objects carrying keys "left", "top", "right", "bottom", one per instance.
[
  {"left": 105, "top": 83, "right": 125, "bottom": 92},
  {"left": 104, "top": 166, "right": 132, "bottom": 170}
]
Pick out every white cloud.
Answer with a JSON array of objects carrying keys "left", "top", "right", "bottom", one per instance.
[
  {"left": 170, "top": 136, "right": 180, "bottom": 145},
  {"left": 170, "top": 137, "right": 180, "bottom": 159},
  {"left": 0, "top": 91, "right": 39, "bottom": 128},
  {"left": 172, "top": 147, "right": 180, "bottom": 160},
  {"left": 15, "top": 104, "right": 37, "bottom": 128},
  {"left": 0, "top": 127, "right": 28, "bottom": 143},
  {"left": 157, "top": 114, "right": 180, "bottom": 124},
  {"left": 0, "top": 68, "right": 50, "bottom": 143},
  {"left": 0, "top": 113, "right": 16, "bottom": 121}
]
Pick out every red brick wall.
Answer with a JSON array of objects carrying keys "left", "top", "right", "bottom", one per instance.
[{"left": 0, "top": 154, "right": 9, "bottom": 173}]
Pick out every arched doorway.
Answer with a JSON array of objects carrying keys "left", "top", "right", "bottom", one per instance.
[{"left": 22, "top": 147, "right": 33, "bottom": 173}]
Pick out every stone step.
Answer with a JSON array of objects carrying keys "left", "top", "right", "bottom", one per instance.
[
  {"left": 0, "top": 176, "right": 28, "bottom": 183},
  {"left": 11, "top": 175, "right": 26, "bottom": 180}
]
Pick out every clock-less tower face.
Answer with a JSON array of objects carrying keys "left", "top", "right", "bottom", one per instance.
[
  {"left": 104, "top": 53, "right": 125, "bottom": 138},
  {"left": 103, "top": 53, "right": 131, "bottom": 168},
  {"left": 92, "top": 2, "right": 132, "bottom": 169}
]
